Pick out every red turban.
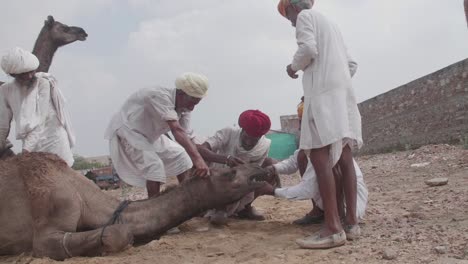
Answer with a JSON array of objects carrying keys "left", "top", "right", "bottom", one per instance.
[{"left": 238, "top": 110, "right": 271, "bottom": 137}]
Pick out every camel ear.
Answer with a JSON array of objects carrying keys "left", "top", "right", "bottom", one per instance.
[{"left": 45, "top": 15, "right": 55, "bottom": 27}]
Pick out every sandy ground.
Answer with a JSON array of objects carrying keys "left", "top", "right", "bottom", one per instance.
[{"left": 2, "top": 144, "right": 468, "bottom": 264}]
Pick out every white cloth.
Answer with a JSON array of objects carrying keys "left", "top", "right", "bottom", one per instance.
[
  {"left": 204, "top": 126, "right": 271, "bottom": 216},
  {"left": 205, "top": 126, "right": 271, "bottom": 167},
  {"left": 292, "top": 9, "right": 362, "bottom": 166},
  {"left": 105, "top": 86, "right": 193, "bottom": 186},
  {"left": 0, "top": 73, "right": 74, "bottom": 166},
  {"left": 1, "top": 47, "right": 39, "bottom": 74},
  {"left": 175, "top": 72, "right": 209, "bottom": 98},
  {"left": 274, "top": 150, "right": 368, "bottom": 219}
]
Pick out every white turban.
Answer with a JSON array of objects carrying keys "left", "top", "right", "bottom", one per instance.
[
  {"left": 1, "top": 47, "right": 39, "bottom": 75},
  {"left": 175, "top": 72, "right": 209, "bottom": 98}
]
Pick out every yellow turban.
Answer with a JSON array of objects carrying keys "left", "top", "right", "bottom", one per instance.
[
  {"left": 297, "top": 101, "right": 304, "bottom": 119},
  {"left": 175, "top": 72, "right": 209, "bottom": 98},
  {"left": 1, "top": 47, "right": 39, "bottom": 75}
]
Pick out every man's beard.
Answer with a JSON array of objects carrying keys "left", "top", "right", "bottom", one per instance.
[{"left": 17, "top": 76, "right": 37, "bottom": 88}]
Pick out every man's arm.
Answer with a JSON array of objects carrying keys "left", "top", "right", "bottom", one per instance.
[
  {"left": 290, "top": 13, "right": 318, "bottom": 73},
  {"left": 197, "top": 142, "right": 245, "bottom": 167},
  {"left": 167, "top": 120, "right": 209, "bottom": 177},
  {"left": 0, "top": 89, "right": 13, "bottom": 151}
]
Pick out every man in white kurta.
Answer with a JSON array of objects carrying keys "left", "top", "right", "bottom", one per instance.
[
  {"left": 278, "top": 0, "right": 363, "bottom": 248},
  {"left": 197, "top": 110, "right": 273, "bottom": 225},
  {"left": 271, "top": 150, "right": 368, "bottom": 220},
  {"left": 0, "top": 47, "right": 75, "bottom": 166},
  {"left": 105, "top": 72, "right": 210, "bottom": 198}
]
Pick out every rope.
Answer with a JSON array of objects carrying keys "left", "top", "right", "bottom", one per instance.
[
  {"left": 100, "top": 200, "right": 131, "bottom": 245},
  {"left": 62, "top": 232, "right": 73, "bottom": 258}
]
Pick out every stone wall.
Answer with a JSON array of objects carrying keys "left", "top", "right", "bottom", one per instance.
[{"left": 358, "top": 58, "right": 468, "bottom": 154}]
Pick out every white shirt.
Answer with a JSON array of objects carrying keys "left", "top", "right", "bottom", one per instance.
[
  {"left": 292, "top": 9, "right": 362, "bottom": 165},
  {"left": 0, "top": 73, "right": 75, "bottom": 165},
  {"left": 205, "top": 126, "right": 271, "bottom": 166},
  {"left": 105, "top": 86, "right": 192, "bottom": 151}
]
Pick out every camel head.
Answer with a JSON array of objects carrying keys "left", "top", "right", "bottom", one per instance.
[
  {"left": 208, "top": 164, "right": 269, "bottom": 201},
  {"left": 44, "top": 15, "right": 88, "bottom": 47}
]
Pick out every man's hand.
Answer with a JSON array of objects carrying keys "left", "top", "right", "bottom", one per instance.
[
  {"left": 286, "top": 64, "right": 299, "bottom": 79},
  {"left": 255, "top": 182, "right": 275, "bottom": 196},
  {"left": 192, "top": 157, "right": 210, "bottom": 178},
  {"left": 226, "top": 155, "right": 245, "bottom": 167}
]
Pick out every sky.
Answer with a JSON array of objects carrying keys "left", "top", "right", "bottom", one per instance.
[{"left": 1, "top": 0, "right": 467, "bottom": 157}]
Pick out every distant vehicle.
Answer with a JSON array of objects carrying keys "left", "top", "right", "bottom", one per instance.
[{"left": 95, "top": 174, "right": 120, "bottom": 190}]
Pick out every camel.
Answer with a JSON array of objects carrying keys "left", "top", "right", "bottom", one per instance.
[
  {"left": 0, "top": 152, "right": 269, "bottom": 260},
  {"left": 0, "top": 15, "right": 87, "bottom": 86}
]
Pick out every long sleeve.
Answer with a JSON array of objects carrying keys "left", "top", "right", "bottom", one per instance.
[
  {"left": 274, "top": 176, "right": 317, "bottom": 201},
  {"left": 291, "top": 13, "right": 318, "bottom": 72},
  {"left": 273, "top": 151, "right": 299, "bottom": 175}
]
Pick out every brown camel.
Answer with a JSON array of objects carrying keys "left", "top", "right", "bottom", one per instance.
[
  {"left": 0, "top": 15, "right": 87, "bottom": 86},
  {"left": 0, "top": 152, "right": 268, "bottom": 260}
]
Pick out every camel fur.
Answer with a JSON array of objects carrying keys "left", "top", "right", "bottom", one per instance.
[{"left": 0, "top": 152, "right": 268, "bottom": 260}]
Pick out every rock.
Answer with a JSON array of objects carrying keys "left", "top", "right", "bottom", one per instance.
[
  {"left": 382, "top": 249, "right": 398, "bottom": 260},
  {"left": 411, "top": 162, "right": 430, "bottom": 168},
  {"left": 434, "top": 246, "right": 447, "bottom": 254},
  {"left": 425, "top": 178, "right": 449, "bottom": 187}
]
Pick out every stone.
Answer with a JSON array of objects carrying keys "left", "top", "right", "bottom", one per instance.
[
  {"left": 382, "top": 249, "right": 398, "bottom": 260},
  {"left": 434, "top": 246, "right": 447, "bottom": 254},
  {"left": 411, "top": 162, "right": 431, "bottom": 168},
  {"left": 425, "top": 178, "right": 449, "bottom": 187}
]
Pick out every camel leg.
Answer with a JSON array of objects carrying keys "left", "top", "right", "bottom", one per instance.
[
  {"left": 33, "top": 225, "right": 133, "bottom": 260},
  {"left": 25, "top": 178, "right": 132, "bottom": 259}
]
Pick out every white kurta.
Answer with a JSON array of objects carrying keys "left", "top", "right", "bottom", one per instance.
[
  {"left": 105, "top": 87, "right": 193, "bottom": 186},
  {"left": 0, "top": 73, "right": 75, "bottom": 166},
  {"left": 292, "top": 9, "right": 362, "bottom": 165},
  {"left": 204, "top": 126, "right": 271, "bottom": 216},
  {"left": 274, "top": 150, "right": 368, "bottom": 219},
  {"left": 205, "top": 126, "right": 271, "bottom": 167}
]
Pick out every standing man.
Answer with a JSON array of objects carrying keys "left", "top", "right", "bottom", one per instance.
[
  {"left": 105, "top": 72, "right": 210, "bottom": 198},
  {"left": 0, "top": 47, "right": 75, "bottom": 166},
  {"left": 197, "top": 109, "right": 275, "bottom": 224},
  {"left": 278, "top": 0, "right": 363, "bottom": 248}
]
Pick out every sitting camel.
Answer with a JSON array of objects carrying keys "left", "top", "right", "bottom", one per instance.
[
  {"left": 0, "top": 15, "right": 87, "bottom": 86},
  {"left": 0, "top": 152, "right": 268, "bottom": 260}
]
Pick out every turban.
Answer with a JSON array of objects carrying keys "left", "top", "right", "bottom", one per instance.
[
  {"left": 1, "top": 47, "right": 39, "bottom": 75},
  {"left": 238, "top": 110, "right": 271, "bottom": 137},
  {"left": 277, "top": 0, "right": 313, "bottom": 18},
  {"left": 297, "top": 101, "right": 304, "bottom": 119},
  {"left": 175, "top": 72, "right": 209, "bottom": 98}
]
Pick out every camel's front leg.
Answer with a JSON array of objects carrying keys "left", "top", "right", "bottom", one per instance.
[{"left": 33, "top": 225, "right": 133, "bottom": 260}]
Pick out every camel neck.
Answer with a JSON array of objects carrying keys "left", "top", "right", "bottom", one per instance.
[
  {"left": 120, "top": 178, "right": 226, "bottom": 241},
  {"left": 32, "top": 28, "right": 58, "bottom": 73}
]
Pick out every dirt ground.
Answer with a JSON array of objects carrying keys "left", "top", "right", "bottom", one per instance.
[{"left": 3, "top": 144, "right": 468, "bottom": 264}]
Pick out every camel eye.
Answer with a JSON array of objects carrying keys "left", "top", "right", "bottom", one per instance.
[{"left": 62, "top": 26, "right": 70, "bottom": 33}]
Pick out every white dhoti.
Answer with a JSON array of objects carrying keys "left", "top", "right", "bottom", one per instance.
[{"left": 110, "top": 132, "right": 192, "bottom": 187}]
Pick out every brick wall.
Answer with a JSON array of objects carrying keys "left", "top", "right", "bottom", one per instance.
[{"left": 358, "top": 58, "right": 468, "bottom": 154}]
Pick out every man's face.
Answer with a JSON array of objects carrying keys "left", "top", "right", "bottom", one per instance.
[
  {"left": 176, "top": 91, "right": 202, "bottom": 112},
  {"left": 240, "top": 130, "right": 262, "bottom": 151},
  {"left": 286, "top": 5, "right": 300, "bottom": 27},
  {"left": 12, "top": 70, "right": 36, "bottom": 87}
]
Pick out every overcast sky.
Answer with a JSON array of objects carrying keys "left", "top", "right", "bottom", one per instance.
[{"left": 1, "top": 0, "right": 467, "bottom": 157}]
